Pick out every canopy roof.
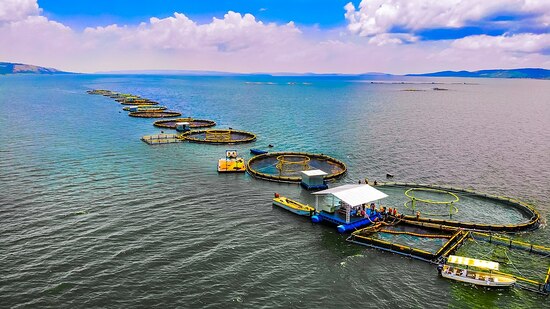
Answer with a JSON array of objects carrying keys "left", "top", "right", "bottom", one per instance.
[
  {"left": 447, "top": 255, "right": 499, "bottom": 271},
  {"left": 313, "top": 184, "right": 388, "bottom": 207},
  {"left": 301, "top": 169, "right": 328, "bottom": 177}
]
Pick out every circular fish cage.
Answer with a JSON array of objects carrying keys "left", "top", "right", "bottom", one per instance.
[
  {"left": 119, "top": 100, "right": 158, "bottom": 106},
  {"left": 180, "top": 129, "right": 256, "bottom": 144},
  {"left": 404, "top": 187, "right": 460, "bottom": 217},
  {"left": 128, "top": 111, "right": 182, "bottom": 118},
  {"left": 377, "top": 182, "right": 541, "bottom": 232},
  {"left": 153, "top": 118, "right": 216, "bottom": 129},
  {"left": 123, "top": 105, "right": 167, "bottom": 111},
  {"left": 247, "top": 151, "right": 347, "bottom": 183},
  {"left": 87, "top": 89, "right": 113, "bottom": 95}
]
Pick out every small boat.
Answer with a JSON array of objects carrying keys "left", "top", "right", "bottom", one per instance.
[
  {"left": 439, "top": 255, "right": 516, "bottom": 288},
  {"left": 272, "top": 194, "right": 315, "bottom": 216},
  {"left": 250, "top": 148, "right": 268, "bottom": 155},
  {"left": 218, "top": 150, "right": 246, "bottom": 173}
]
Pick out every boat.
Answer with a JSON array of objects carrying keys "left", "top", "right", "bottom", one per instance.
[
  {"left": 218, "top": 150, "right": 246, "bottom": 173},
  {"left": 272, "top": 194, "right": 315, "bottom": 216},
  {"left": 250, "top": 148, "right": 268, "bottom": 155},
  {"left": 439, "top": 255, "right": 516, "bottom": 287}
]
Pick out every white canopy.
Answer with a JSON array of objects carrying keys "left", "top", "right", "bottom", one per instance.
[
  {"left": 313, "top": 184, "right": 388, "bottom": 207},
  {"left": 301, "top": 169, "right": 328, "bottom": 177}
]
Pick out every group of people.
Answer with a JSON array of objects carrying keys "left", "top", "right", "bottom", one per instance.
[
  {"left": 358, "top": 179, "right": 378, "bottom": 186},
  {"left": 341, "top": 202, "right": 399, "bottom": 219}
]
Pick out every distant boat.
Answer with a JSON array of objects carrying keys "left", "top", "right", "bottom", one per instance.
[
  {"left": 440, "top": 255, "right": 516, "bottom": 288},
  {"left": 250, "top": 149, "right": 268, "bottom": 155}
]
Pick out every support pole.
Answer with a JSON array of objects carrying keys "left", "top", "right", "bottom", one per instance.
[{"left": 544, "top": 266, "right": 550, "bottom": 293}]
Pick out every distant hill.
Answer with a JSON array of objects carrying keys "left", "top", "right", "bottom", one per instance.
[
  {"left": 0, "top": 62, "right": 71, "bottom": 75},
  {"left": 94, "top": 69, "right": 249, "bottom": 76},
  {"left": 406, "top": 68, "right": 550, "bottom": 80}
]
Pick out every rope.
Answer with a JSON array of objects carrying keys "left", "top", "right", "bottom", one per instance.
[{"left": 504, "top": 249, "right": 529, "bottom": 280}]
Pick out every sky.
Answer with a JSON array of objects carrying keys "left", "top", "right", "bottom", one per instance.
[{"left": 0, "top": 0, "right": 549, "bottom": 74}]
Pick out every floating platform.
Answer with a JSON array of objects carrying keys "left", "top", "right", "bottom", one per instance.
[
  {"left": 141, "top": 133, "right": 183, "bottom": 145},
  {"left": 154, "top": 118, "right": 216, "bottom": 129},
  {"left": 218, "top": 158, "right": 246, "bottom": 172},
  {"left": 129, "top": 111, "right": 182, "bottom": 118},
  {"left": 180, "top": 129, "right": 257, "bottom": 144},
  {"left": 218, "top": 150, "right": 246, "bottom": 172},
  {"left": 247, "top": 152, "right": 346, "bottom": 183},
  {"left": 313, "top": 210, "right": 382, "bottom": 233}
]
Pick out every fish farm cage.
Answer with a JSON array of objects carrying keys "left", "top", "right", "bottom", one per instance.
[
  {"left": 348, "top": 218, "right": 550, "bottom": 294},
  {"left": 247, "top": 151, "right": 347, "bottom": 183},
  {"left": 179, "top": 129, "right": 256, "bottom": 144},
  {"left": 376, "top": 182, "right": 540, "bottom": 233},
  {"left": 128, "top": 111, "right": 182, "bottom": 118},
  {"left": 123, "top": 105, "right": 167, "bottom": 111},
  {"left": 153, "top": 118, "right": 216, "bottom": 129},
  {"left": 119, "top": 100, "right": 159, "bottom": 106}
]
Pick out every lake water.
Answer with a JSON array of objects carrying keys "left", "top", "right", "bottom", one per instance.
[{"left": 1, "top": 74, "right": 549, "bottom": 308}]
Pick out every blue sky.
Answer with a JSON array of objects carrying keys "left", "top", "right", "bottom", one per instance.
[
  {"left": 1, "top": 0, "right": 549, "bottom": 73},
  {"left": 39, "top": 0, "right": 353, "bottom": 29}
]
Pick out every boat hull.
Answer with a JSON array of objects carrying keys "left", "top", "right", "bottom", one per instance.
[
  {"left": 250, "top": 149, "right": 268, "bottom": 155},
  {"left": 273, "top": 197, "right": 314, "bottom": 216},
  {"left": 441, "top": 266, "right": 515, "bottom": 287}
]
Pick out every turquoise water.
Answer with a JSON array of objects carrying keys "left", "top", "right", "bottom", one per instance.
[{"left": 1, "top": 74, "right": 549, "bottom": 308}]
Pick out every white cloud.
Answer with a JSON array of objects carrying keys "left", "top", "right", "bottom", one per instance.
[
  {"left": 84, "top": 12, "right": 301, "bottom": 52},
  {"left": 451, "top": 33, "right": 550, "bottom": 53},
  {"left": 368, "top": 33, "right": 418, "bottom": 46},
  {"left": 345, "top": 0, "right": 550, "bottom": 37},
  {"left": 0, "top": 0, "right": 40, "bottom": 23},
  {"left": 0, "top": 1, "right": 548, "bottom": 73}
]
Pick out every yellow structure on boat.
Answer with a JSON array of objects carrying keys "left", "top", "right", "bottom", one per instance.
[
  {"left": 218, "top": 150, "right": 246, "bottom": 173},
  {"left": 272, "top": 194, "right": 315, "bottom": 216},
  {"left": 440, "top": 255, "right": 516, "bottom": 287}
]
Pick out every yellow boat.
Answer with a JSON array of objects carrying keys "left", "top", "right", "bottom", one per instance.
[
  {"left": 439, "top": 255, "right": 516, "bottom": 287},
  {"left": 218, "top": 150, "right": 246, "bottom": 173},
  {"left": 272, "top": 194, "right": 315, "bottom": 216}
]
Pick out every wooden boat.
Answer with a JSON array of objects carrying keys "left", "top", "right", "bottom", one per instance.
[
  {"left": 440, "top": 255, "right": 516, "bottom": 287},
  {"left": 218, "top": 150, "right": 246, "bottom": 173},
  {"left": 272, "top": 194, "right": 315, "bottom": 216}
]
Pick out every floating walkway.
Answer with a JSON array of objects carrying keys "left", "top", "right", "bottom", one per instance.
[
  {"left": 348, "top": 220, "right": 470, "bottom": 263},
  {"left": 141, "top": 133, "right": 183, "bottom": 145}
]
